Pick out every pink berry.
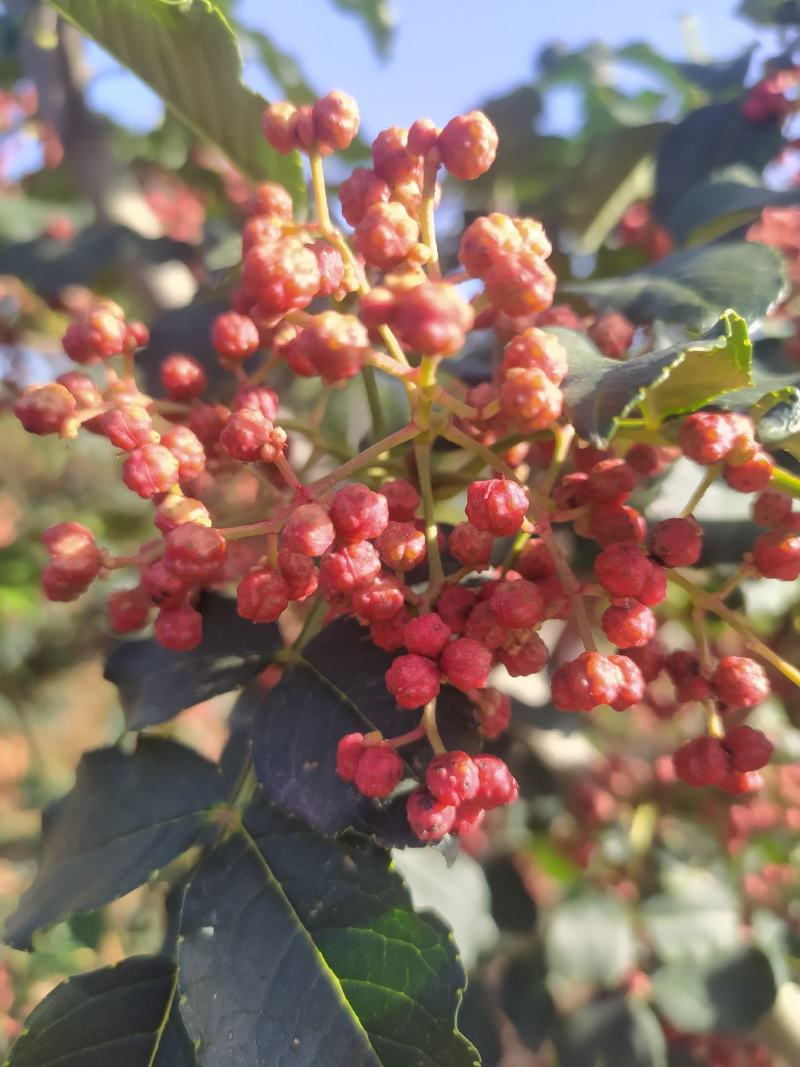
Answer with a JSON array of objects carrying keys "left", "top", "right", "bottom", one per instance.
[
  {"left": 122, "top": 444, "right": 179, "bottom": 498},
  {"left": 601, "top": 600, "right": 656, "bottom": 648},
  {"left": 354, "top": 745, "right": 404, "bottom": 798},
  {"left": 385, "top": 653, "right": 440, "bottom": 709},
  {"left": 673, "top": 736, "right": 728, "bottom": 787},
  {"left": 465, "top": 478, "right": 528, "bottom": 537},
  {"left": 753, "top": 528, "right": 800, "bottom": 580},
  {"left": 154, "top": 604, "right": 203, "bottom": 651},
  {"left": 473, "top": 754, "right": 519, "bottom": 809},
  {"left": 551, "top": 652, "right": 624, "bottom": 712},
  {"left": 426, "top": 750, "right": 479, "bottom": 805},
  {"left": 282, "top": 503, "right": 335, "bottom": 557},
  {"left": 437, "top": 111, "right": 498, "bottom": 180},
  {"left": 448, "top": 523, "right": 493, "bottom": 569},
  {"left": 403, "top": 613, "right": 452, "bottom": 659},
  {"left": 490, "top": 579, "right": 545, "bottom": 630},
  {"left": 498, "top": 631, "right": 548, "bottom": 677},
  {"left": 649, "top": 518, "right": 702, "bottom": 567},
  {"left": 678, "top": 412, "right": 735, "bottom": 465},
  {"left": 336, "top": 732, "right": 366, "bottom": 781},
  {"left": 237, "top": 569, "right": 290, "bottom": 623},
  {"left": 330, "top": 483, "right": 389, "bottom": 544},
  {"left": 318, "top": 540, "right": 381, "bottom": 595},
  {"left": 161, "top": 353, "right": 207, "bottom": 400},
  {"left": 712, "top": 656, "right": 770, "bottom": 709},
  {"left": 594, "top": 541, "right": 649, "bottom": 598},
  {"left": 724, "top": 725, "right": 774, "bottom": 772},
  {"left": 440, "top": 638, "right": 493, "bottom": 691},
  {"left": 211, "top": 311, "right": 260, "bottom": 362},
  {"left": 163, "top": 523, "right": 227, "bottom": 582},
  {"left": 406, "top": 789, "right": 456, "bottom": 842}
]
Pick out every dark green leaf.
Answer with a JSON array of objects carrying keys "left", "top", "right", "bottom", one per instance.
[
  {"left": 556, "top": 310, "right": 752, "bottom": 445},
  {"left": 104, "top": 593, "right": 282, "bottom": 729},
  {"left": 665, "top": 172, "right": 800, "bottom": 245},
  {"left": 485, "top": 856, "right": 537, "bottom": 933},
  {"left": 501, "top": 950, "right": 555, "bottom": 1052},
  {"left": 178, "top": 800, "right": 478, "bottom": 1066},
  {"left": 738, "top": 0, "right": 800, "bottom": 25},
  {"left": 672, "top": 48, "right": 755, "bottom": 94},
  {"left": 5, "top": 738, "right": 224, "bottom": 949},
  {"left": 6, "top": 956, "right": 194, "bottom": 1066},
  {"left": 651, "top": 947, "right": 777, "bottom": 1032},
  {"left": 458, "top": 975, "right": 503, "bottom": 1066},
  {"left": 564, "top": 243, "right": 785, "bottom": 329},
  {"left": 545, "top": 891, "right": 637, "bottom": 988},
  {"left": 51, "top": 0, "right": 304, "bottom": 199},
  {"left": 653, "top": 100, "right": 783, "bottom": 223},
  {"left": 249, "top": 617, "right": 479, "bottom": 842},
  {"left": 0, "top": 225, "right": 193, "bottom": 296},
  {"left": 553, "top": 994, "right": 667, "bottom": 1067},
  {"left": 330, "top": 0, "right": 395, "bottom": 57},
  {"left": 639, "top": 871, "right": 741, "bottom": 962}
]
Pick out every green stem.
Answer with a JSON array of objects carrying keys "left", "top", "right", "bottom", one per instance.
[
  {"left": 308, "top": 149, "right": 332, "bottom": 235},
  {"left": 309, "top": 422, "right": 421, "bottom": 497},
  {"left": 414, "top": 435, "right": 445, "bottom": 592},
  {"left": 422, "top": 699, "right": 445, "bottom": 755},
  {"left": 680, "top": 464, "right": 721, "bottom": 517},
  {"left": 670, "top": 569, "right": 800, "bottom": 690},
  {"left": 361, "top": 364, "right": 386, "bottom": 442},
  {"left": 770, "top": 465, "right": 800, "bottom": 501}
]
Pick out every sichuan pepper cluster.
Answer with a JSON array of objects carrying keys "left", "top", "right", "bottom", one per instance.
[{"left": 14, "top": 89, "right": 795, "bottom": 843}]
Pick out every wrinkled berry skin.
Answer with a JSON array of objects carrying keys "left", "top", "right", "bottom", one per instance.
[
  {"left": 406, "top": 789, "right": 456, "bottom": 842},
  {"left": 426, "top": 751, "right": 479, "bottom": 805},
  {"left": 438, "top": 111, "right": 498, "bottom": 180},
  {"left": 466, "top": 479, "right": 528, "bottom": 537},
  {"left": 712, "top": 656, "right": 770, "bottom": 709},
  {"left": 673, "top": 736, "right": 728, "bottom": 787},
  {"left": 385, "top": 653, "right": 440, "bottom": 709}
]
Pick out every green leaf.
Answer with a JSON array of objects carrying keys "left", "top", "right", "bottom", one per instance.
[
  {"left": 4, "top": 738, "right": 224, "bottom": 949},
  {"left": 500, "top": 950, "right": 555, "bottom": 1052},
  {"left": 653, "top": 100, "right": 784, "bottom": 223},
  {"left": 553, "top": 995, "right": 667, "bottom": 1067},
  {"left": 238, "top": 25, "right": 316, "bottom": 105},
  {"left": 5, "top": 956, "right": 194, "bottom": 1066},
  {"left": 104, "top": 593, "right": 283, "bottom": 729},
  {"left": 555, "top": 310, "right": 752, "bottom": 445},
  {"left": 330, "top": 0, "right": 395, "bottom": 57},
  {"left": 249, "top": 618, "right": 479, "bottom": 844},
  {"left": 564, "top": 242, "right": 785, "bottom": 329},
  {"left": 545, "top": 891, "right": 637, "bottom": 988},
  {"left": 651, "top": 947, "right": 777, "bottom": 1032},
  {"left": 178, "top": 800, "right": 478, "bottom": 1066},
  {"left": 51, "top": 0, "right": 304, "bottom": 200},
  {"left": 639, "top": 870, "right": 741, "bottom": 963},
  {"left": 0, "top": 197, "right": 92, "bottom": 242},
  {"left": 665, "top": 171, "right": 800, "bottom": 246},
  {"left": 560, "top": 123, "right": 668, "bottom": 254},
  {"left": 738, "top": 0, "right": 800, "bottom": 25}
]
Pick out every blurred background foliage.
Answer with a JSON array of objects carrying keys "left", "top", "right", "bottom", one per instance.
[{"left": 2, "top": 1, "right": 800, "bottom": 1064}]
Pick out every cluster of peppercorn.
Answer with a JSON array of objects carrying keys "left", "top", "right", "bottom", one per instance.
[{"left": 12, "top": 87, "right": 799, "bottom": 844}]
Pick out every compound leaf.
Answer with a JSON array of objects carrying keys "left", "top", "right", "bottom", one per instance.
[
  {"left": 564, "top": 242, "right": 785, "bottom": 329},
  {"left": 556, "top": 310, "right": 752, "bottom": 445},
  {"left": 6, "top": 956, "right": 194, "bottom": 1067},
  {"left": 178, "top": 800, "right": 478, "bottom": 1066},
  {"left": 5, "top": 738, "right": 224, "bottom": 949},
  {"left": 104, "top": 593, "right": 283, "bottom": 730},
  {"left": 249, "top": 618, "right": 479, "bottom": 843},
  {"left": 51, "top": 0, "right": 304, "bottom": 199}
]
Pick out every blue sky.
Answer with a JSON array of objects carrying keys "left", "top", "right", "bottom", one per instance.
[{"left": 86, "top": 0, "right": 778, "bottom": 139}]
